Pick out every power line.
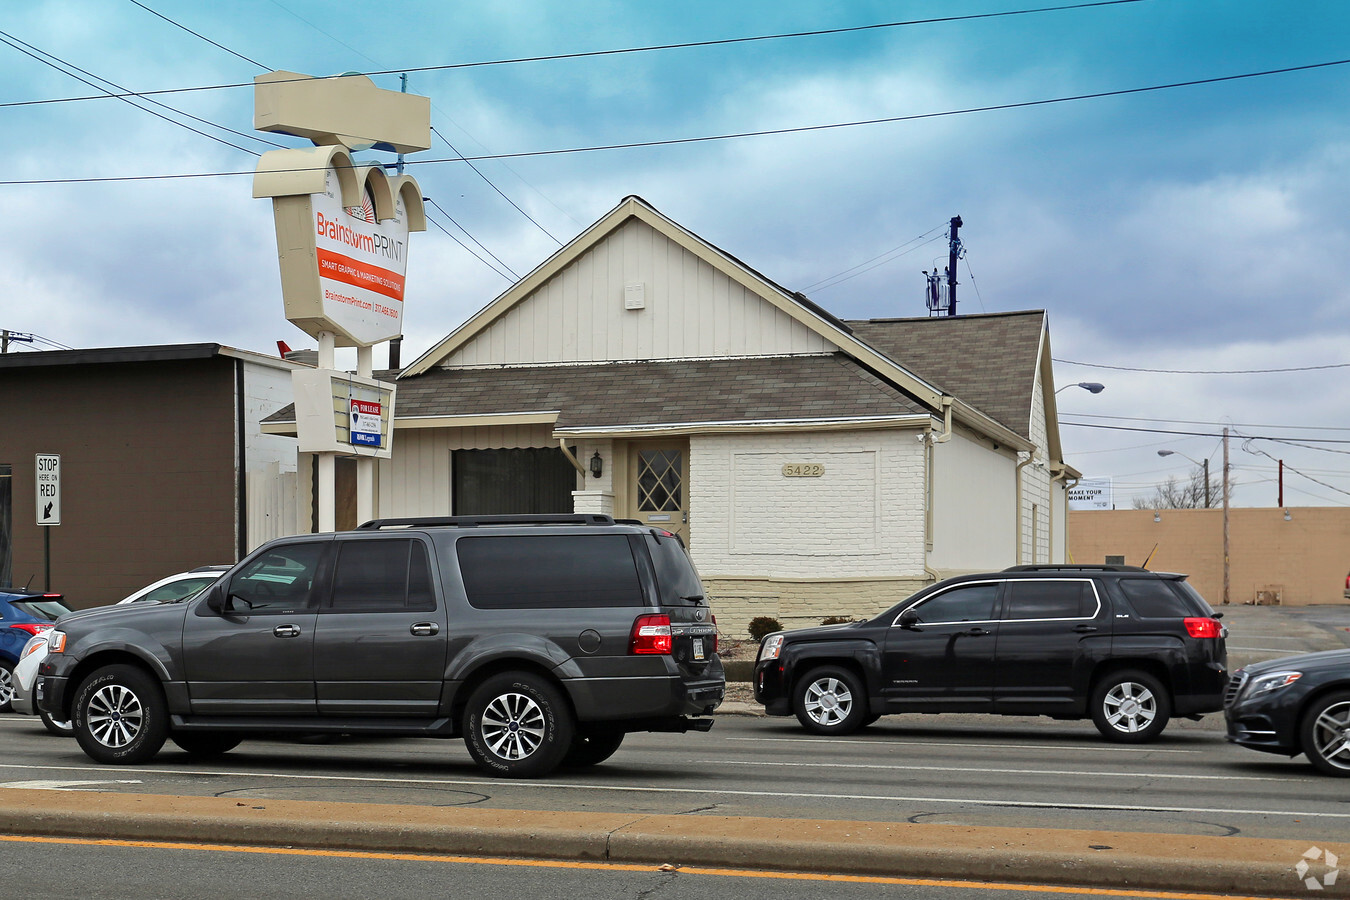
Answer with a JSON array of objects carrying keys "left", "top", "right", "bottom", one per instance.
[
  {"left": 1059, "top": 420, "right": 1350, "bottom": 444},
  {"left": 803, "top": 225, "right": 946, "bottom": 291},
  {"left": 126, "top": 0, "right": 270, "bottom": 70},
  {"left": 0, "top": 30, "right": 279, "bottom": 156},
  {"left": 1055, "top": 357, "right": 1350, "bottom": 374},
  {"left": 425, "top": 198, "right": 519, "bottom": 279},
  {"left": 432, "top": 127, "right": 563, "bottom": 246},
  {"left": 424, "top": 213, "right": 515, "bottom": 282},
  {"left": 2, "top": 1, "right": 1151, "bottom": 110},
  {"left": 1062, "top": 412, "right": 1350, "bottom": 432},
  {"left": 8, "top": 55, "right": 1349, "bottom": 187}
]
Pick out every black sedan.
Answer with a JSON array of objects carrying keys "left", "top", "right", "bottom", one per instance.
[{"left": 1225, "top": 648, "right": 1350, "bottom": 776}]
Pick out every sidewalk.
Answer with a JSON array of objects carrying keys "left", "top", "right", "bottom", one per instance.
[{"left": 0, "top": 787, "right": 1328, "bottom": 897}]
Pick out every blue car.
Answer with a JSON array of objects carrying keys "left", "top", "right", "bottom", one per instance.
[{"left": 0, "top": 589, "right": 72, "bottom": 712}]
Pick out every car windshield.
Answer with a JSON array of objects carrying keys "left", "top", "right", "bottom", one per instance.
[{"left": 11, "top": 598, "right": 73, "bottom": 620}]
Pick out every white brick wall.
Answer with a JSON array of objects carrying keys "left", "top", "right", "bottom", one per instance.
[{"left": 688, "top": 430, "right": 926, "bottom": 578}]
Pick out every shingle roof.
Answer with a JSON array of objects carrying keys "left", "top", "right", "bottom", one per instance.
[
  {"left": 264, "top": 354, "right": 928, "bottom": 428},
  {"left": 845, "top": 311, "right": 1046, "bottom": 439}
]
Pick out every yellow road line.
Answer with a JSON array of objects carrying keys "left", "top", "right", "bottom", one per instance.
[{"left": 0, "top": 833, "right": 1283, "bottom": 900}]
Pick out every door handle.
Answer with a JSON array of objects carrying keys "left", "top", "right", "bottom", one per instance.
[
  {"left": 410, "top": 622, "right": 440, "bottom": 637},
  {"left": 961, "top": 627, "right": 991, "bottom": 637},
  {"left": 1073, "top": 624, "right": 1099, "bottom": 633},
  {"left": 273, "top": 624, "right": 301, "bottom": 638}
]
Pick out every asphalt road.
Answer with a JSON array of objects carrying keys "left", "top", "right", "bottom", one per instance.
[{"left": 0, "top": 834, "right": 1209, "bottom": 900}]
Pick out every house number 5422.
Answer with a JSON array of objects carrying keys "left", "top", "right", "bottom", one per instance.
[{"left": 782, "top": 463, "right": 825, "bottom": 477}]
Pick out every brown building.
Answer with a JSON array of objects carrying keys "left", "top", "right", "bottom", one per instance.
[
  {"left": 1069, "top": 507, "right": 1350, "bottom": 606},
  {"left": 0, "top": 345, "right": 301, "bottom": 607}
]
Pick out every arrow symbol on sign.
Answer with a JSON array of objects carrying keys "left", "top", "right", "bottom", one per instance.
[{"left": 42, "top": 502, "right": 53, "bottom": 519}]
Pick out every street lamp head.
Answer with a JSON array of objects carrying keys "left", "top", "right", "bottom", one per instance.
[
  {"left": 1157, "top": 450, "right": 1175, "bottom": 458},
  {"left": 1056, "top": 381, "right": 1107, "bottom": 395}
]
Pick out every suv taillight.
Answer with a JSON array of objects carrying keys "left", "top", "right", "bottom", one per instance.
[
  {"left": 8, "top": 623, "right": 52, "bottom": 637},
  {"left": 1184, "top": 617, "right": 1222, "bottom": 639},
  {"left": 711, "top": 614, "right": 718, "bottom": 654},
  {"left": 630, "top": 614, "right": 672, "bottom": 655}
]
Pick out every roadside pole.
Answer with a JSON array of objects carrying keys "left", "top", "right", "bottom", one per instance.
[{"left": 35, "top": 453, "right": 60, "bottom": 591}]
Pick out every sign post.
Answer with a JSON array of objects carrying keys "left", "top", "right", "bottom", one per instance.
[{"left": 36, "top": 453, "right": 59, "bottom": 590}]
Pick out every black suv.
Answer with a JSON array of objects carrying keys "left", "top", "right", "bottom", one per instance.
[
  {"left": 754, "top": 565, "right": 1226, "bottom": 742},
  {"left": 38, "top": 515, "right": 724, "bottom": 778}
]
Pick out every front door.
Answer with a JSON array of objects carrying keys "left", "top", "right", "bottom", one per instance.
[
  {"left": 881, "top": 580, "right": 1001, "bottom": 711},
  {"left": 628, "top": 441, "right": 689, "bottom": 543}
]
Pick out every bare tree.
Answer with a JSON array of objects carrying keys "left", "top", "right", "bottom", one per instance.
[{"left": 1133, "top": 466, "right": 1225, "bottom": 509}]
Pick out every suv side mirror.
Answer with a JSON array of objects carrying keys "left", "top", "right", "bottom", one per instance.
[
  {"left": 205, "top": 585, "right": 226, "bottom": 614},
  {"left": 898, "top": 609, "right": 922, "bottom": 630}
]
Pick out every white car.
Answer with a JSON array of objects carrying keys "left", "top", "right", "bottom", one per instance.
[
  {"left": 11, "top": 566, "right": 230, "bottom": 736},
  {"left": 116, "top": 565, "right": 231, "bottom": 605},
  {"left": 12, "top": 633, "right": 69, "bottom": 735}
]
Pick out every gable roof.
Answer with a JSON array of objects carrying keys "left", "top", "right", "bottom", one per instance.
[
  {"left": 846, "top": 311, "right": 1047, "bottom": 441},
  {"left": 401, "top": 196, "right": 946, "bottom": 407}
]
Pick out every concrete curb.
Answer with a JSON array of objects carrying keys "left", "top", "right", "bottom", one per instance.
[{"left": 0, "top": 788, "right": 1330, "bottom": 896}]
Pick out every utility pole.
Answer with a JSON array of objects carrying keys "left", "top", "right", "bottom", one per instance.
[
  {"left": 946, "top": 216, "right": 963, "bottom": 317},
  {"left": 1202, "top": 457, "right": 1210, "bottom": 508},
  {"left": 1278, "top": 459, "right": 1284, "bottom": 507},
  {"left": 1222, "top": 426, "right": 1230, "bottom": 605}
]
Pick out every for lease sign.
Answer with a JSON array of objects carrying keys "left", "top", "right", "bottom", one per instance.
[
  {"left": 312, "top": 166, "right": 409, "bottom": 346},
  {"left": 349, "top": 399, "right": 382, "bottom": 447}
]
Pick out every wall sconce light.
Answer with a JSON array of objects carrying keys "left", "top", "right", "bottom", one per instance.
[
  {"left": 1284, "top": 509, "right": 1292, "bottom": 521},
  {"left": 1153, "top": 511, "right": 1161, "bottom": 523},
  {"left": 589, "top": 451, "right": 603, "bottom": 478}
]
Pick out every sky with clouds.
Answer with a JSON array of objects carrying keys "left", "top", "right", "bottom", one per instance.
[{"left": 3, "top": 0, "right": 1349, "bottom": 508}]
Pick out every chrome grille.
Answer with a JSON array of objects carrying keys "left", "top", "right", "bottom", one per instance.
[{"left": 1223, "top": 671, "right": 1248, "bottom": 708}]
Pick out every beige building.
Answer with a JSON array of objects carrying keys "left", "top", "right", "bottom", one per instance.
[
  {"left": 1069, "top": 507, "right": 1350, "bottom": 607},
  {"left": 267, "top": 196, "right": 1080, "bottom": 634}
]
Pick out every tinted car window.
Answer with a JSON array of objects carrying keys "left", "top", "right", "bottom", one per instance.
[
  {"left": 331, "top": 539, "right": 435, "bottom": 611},
  {"left": 911, "top": 583, "right": 999, "bottom": 623},
  {"left": 645, "top": 533, "right": 704, "bottom": 606},
  {"left": 1116, "top": 578, "right": 1191, "bottom": 617},
  {"left": 10, "top": 599, "right": 73, "bottom": 620},
  {"left": 458, "top": 535, "right": 642, "bottom": 609},
  {"left": 229, "top": 543, "right": 325, "bottom": 610},
  {"left": 1004, "top": 580, "right": 1096, "bottom": 620}
]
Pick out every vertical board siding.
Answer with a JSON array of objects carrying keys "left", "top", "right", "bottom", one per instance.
[{"left": 443, "top": 219, "right": 832, "bottom": 367}]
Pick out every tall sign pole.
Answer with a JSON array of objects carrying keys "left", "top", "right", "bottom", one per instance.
[
  {"left": 35, "top": 454, "right": 60, "bottom": 590},
  {"left": 1222, "top": 426, "right": 1231, "bottom": 605}
]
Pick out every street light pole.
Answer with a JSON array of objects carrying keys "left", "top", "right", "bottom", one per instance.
[{"left": 1223, "top": 426, "right": 1230, "bottom": 605}]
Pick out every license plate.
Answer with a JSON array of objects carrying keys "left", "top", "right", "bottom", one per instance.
[{"left": 692, "top": 638, "right": 705, "bottom": 661}]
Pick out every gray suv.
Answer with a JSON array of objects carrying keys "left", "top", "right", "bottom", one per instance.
[{"left": 38, "top": 515, "right": 725, "bottom": 778}]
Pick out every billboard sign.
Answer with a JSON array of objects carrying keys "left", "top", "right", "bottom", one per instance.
[{"left": 1068, "top": 477, "right": 1113, "bottom": 511}]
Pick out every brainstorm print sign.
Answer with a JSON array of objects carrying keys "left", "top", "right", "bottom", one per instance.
[{"left": 313, "top": 167, "right": 408, "bottom": 345}]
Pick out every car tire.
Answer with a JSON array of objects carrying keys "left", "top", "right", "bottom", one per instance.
[
  {"left": 0, "top": 660, "right": 15, "bottom": 713},
  {"left": 1091, "top": 670, "right": 1170, "bottom": 743},
  {"left": 38, "top": 707, "right": 74, "bottom": 737},
  {"left": 793, "top": 665, "right": 868, "bottom": 736},
  {"left": 562, "top": 728, "right": 625, "bottom": 767},
  {"left": 462, "top": 672, "right": 574, "bottom": 778},
  {"left": 171, "top": 732, "right": 243, "bottom": 759},
  {"left": 1299, "top": 690, "right": 1350, "bottom": 777},
  {"left": 72, "top": 664, "right": 169, "bottom": 764}
]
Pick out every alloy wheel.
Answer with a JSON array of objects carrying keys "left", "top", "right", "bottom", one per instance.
[
  {"left": 803, "top": 676, "right": 853, "bottom": 727},
  {"left": 86, "top": 684, "right": 145, "bottom": 749},
  {"left": 1310, "top": 700, "right": 1350, "bottom": 772},
  {"left": 480, "top": 691, "right": 546, "bottom": 761},
  {"left": 1102, "top": 681, "right": 1158, "bottom": 733}
]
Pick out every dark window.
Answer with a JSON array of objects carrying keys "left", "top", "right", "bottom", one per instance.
[
  {"left": 452, "top": 448, "right": 578, "bottom": 515},
  {"left": 10, "top": 598, "right": 73, "bottom": 620},
  {"left": 457, "top": 535, "right": 642, "bottom": 609},
  {"left": 330, "top": 539, "right": 435, "bottom": 611},
  {"left": 645, "top": 532, "right": 703, "bottom": 606},
  {"left": 1004, "top": 581, "right": 1095, "bottom": 620},
  {"left": 1117, "top": 578, "right": 1191, "bottom": 617},
  {"left": 912, "top": 583, "right": 999, "bottom": 623},
  {"left": 229, "top": 543, "right": 326, "bottom": 611}
]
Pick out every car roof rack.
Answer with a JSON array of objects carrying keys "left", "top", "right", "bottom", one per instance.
[
  {"left": 1002, "top": 564, "right": 1152, "bottom": 573},
  {"left": 357, "top": 514, "right": 618, "bottom": 530}
]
